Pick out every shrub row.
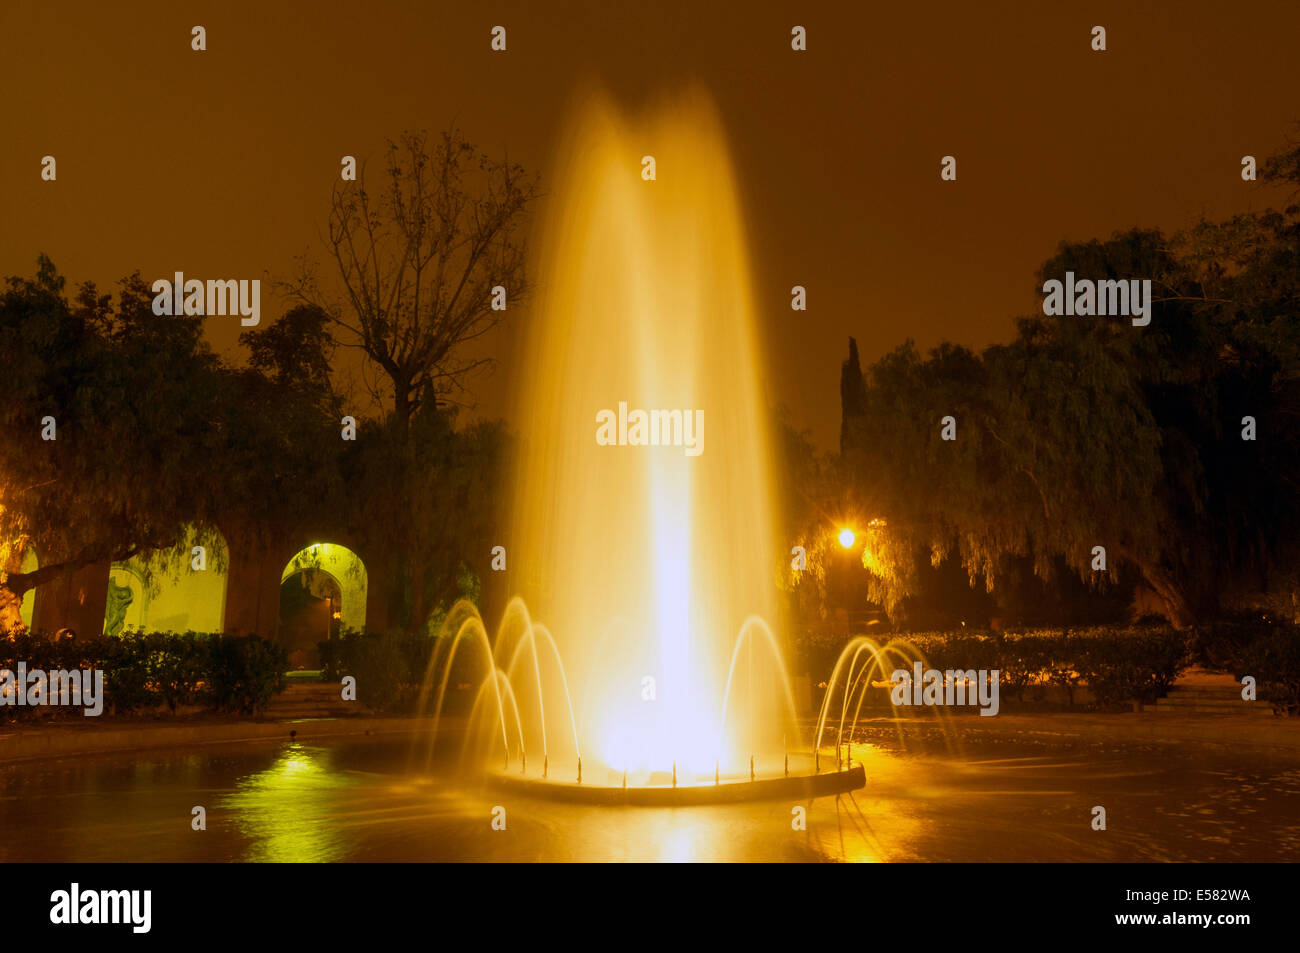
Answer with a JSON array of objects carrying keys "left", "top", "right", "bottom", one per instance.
[
  {"left": 0, "top": 630, "right": 287, "bottom": 720},
  {"left": 319, "top": 630, "right": 439, "bottom": 714},
  {"left": 1218, "top": 623, "right": 1300, "bottom": 715},
  {"left": 321, "top": 620, "right": 1300, "bottom": 717},
  {"left": 890, "top": 625, "right": 1190, "bottom": 711}
]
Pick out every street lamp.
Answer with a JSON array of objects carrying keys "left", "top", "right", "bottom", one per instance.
[{"left": 838, "top": 527, "right": 856, "bottom": 549}]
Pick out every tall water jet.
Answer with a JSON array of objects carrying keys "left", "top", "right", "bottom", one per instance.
[
  {"left": 506, "top": 88, "right": 785, "bottom": 780},
  {"left": 419, "top": 88, "right": 865, "bottom": 800}
]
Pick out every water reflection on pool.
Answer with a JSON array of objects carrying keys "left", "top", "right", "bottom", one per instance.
[{"left": 1, "top": 728, "right": 1297, "bottom": 862}]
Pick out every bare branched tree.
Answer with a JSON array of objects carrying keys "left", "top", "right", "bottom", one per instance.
[{"left": 286, "top": 128, "right": 541, "bottom": 427}]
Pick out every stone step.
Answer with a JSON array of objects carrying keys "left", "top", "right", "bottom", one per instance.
[
  {"left": 265, "top": 702, "right": 365, "bottom": 714},
  {"left": 1153, "top": 700, "right": 1275, "bottom": 715},
  {"left": 270, "top": 709, "right": 367, "bottom": 719},
  {"left": 1154, "top": 707, "right": 1274, "bottom": 712},
  {"left": 269, "top": 683, "right": 338, "bottom": 696},
  {"left": 268, "top": 690, "right": 341, "bottom": 703},
  {"left": 1171, "top": 668, "right": 1242, "bottom": 687},
  {"left": 265, "top": 698, "right": 351, "bottom": 711},
  {"left": 264, "top": 683, "right": 357, "bottom": 717},
  {"left": 1164, "top": 685, "right": 1245, "bottom": 697},
  {"left": 1155, "top": 702, "right": 1264, "bottom": 711}
]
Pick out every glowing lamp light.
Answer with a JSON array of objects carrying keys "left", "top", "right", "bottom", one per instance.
[{"left": 838, "top": 528, "right": 856, "bottom": 549}]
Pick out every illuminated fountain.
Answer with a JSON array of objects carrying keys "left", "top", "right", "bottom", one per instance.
[
  {"left": 812, "top": 635, "right": 951, "bottom": 760},
  {"left": 420, "top": 89, "right": 865, "bottom": 802}
]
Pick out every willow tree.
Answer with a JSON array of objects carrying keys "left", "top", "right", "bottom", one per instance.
[
  {"left": 0, "top": 261, "right": 350, "bottom": 631},
  {"left": 1167, "top": 142, "right": 1300, "bottom": 611},
  {"left": 0, "top": 258, "right": 225, "bottom": 628},
  {"left": 842, "top": 208, "right": 1299, "bottom": 630},
  {"left": 842, "top": 323, "right": 1176, "bottom": 623}
]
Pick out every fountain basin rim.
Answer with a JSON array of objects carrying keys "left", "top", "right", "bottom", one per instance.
[{"left": 484, "top": 763, "right": 865, "bottom": 806}]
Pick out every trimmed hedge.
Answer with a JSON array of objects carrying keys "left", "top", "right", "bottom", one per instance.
[
  {"left": 0, "top": 629, "right": 287, "bottom": 720},
  {"left": 892, "top": 625, "right": 1189, "bottom": 711},
  {"left": 1222, "top": 623, "right": 1300, "bottom": 715},
  {"left": 319, "top": 630, "right": 438, "bottom": 714},
  {"left": 1074, "top": 627, "right": 1188, "bottom": 710}
]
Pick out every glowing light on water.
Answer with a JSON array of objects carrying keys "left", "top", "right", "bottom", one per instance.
[{"left": 223, "top": 744, "right": 352, "bottom": 862}]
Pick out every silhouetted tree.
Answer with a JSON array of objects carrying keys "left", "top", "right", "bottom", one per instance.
[
  {"left": 837, "top": 140, "right": 1300, "bottom": 630},
  {"left": 0, "top": 262, "right": 350, "bottom": 630},
  {"left": 286, "top": 127, "right": 542, "bottom": 427},
  {"left": 347, "top": 405, "right": 509, "bottom": 632},
  {"left": 0, "top": 258, "right": 225, "bottom": 627}
]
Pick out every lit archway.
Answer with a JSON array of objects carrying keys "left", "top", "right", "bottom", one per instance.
[
  {"left": 279, "top": 543, "right": 367, "bottom": 670},
  {"left": 18, "top": 546, "right": 39, "bottom": 629},
  {"left": 106, "top": 527, "right": 230, "bottom": 636}
]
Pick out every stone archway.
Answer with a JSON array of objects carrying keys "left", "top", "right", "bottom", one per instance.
[
  {"left": 17, "top": 546, "right": 39, "bottom": 630},
  {"left": 105, "top": 527, "right": 230, "bottom": 636},
  {"left": 278, "top": 543, "right": 367, "bottom": 670}
]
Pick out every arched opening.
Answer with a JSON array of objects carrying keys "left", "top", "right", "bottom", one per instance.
[
  {"left": 279, "top": 543, "right": 367, "bottom": 671},
  {"left": 18, "top": 546, "right": 39, "bottom": 630},
  {"left": 105, "top": 527, "right": 230, "bottom": 636}
]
